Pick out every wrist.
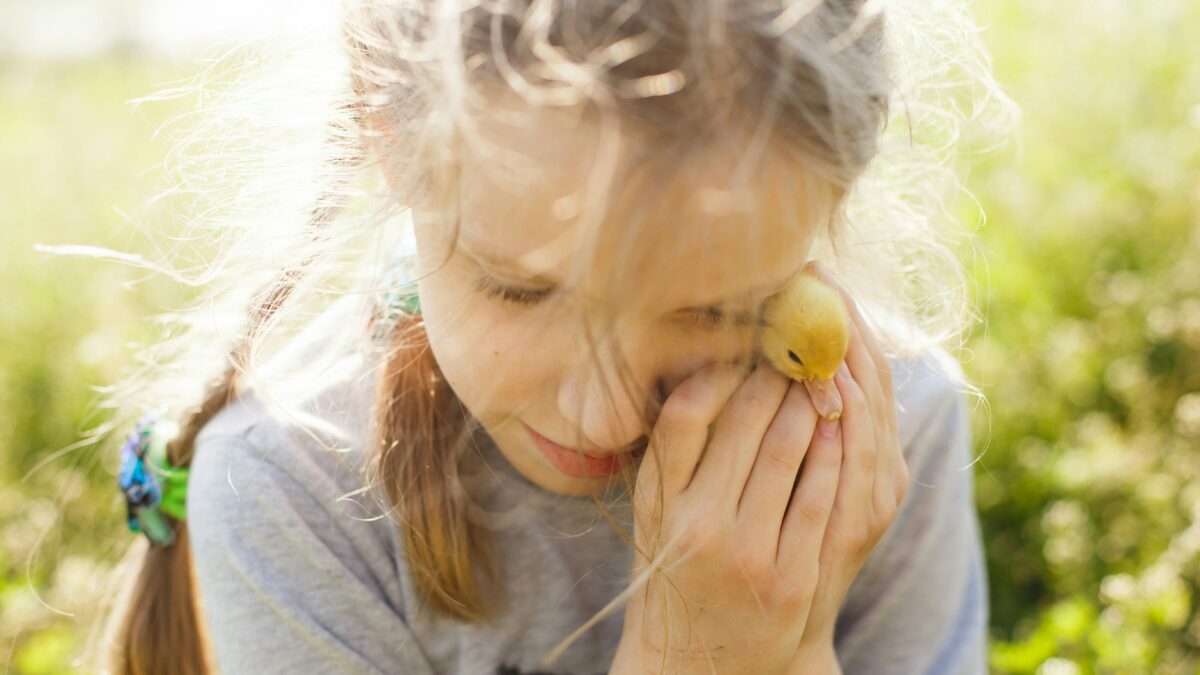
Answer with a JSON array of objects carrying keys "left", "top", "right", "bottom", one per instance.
[
  {"left": 790, "top": 637, "right": 841, "bottom": 675},
  {"left": 611, "top": 633, "right": 763, "bottom": 675},
  {"left": 609, "top": 635, "right": 644, "bottom": 675}
]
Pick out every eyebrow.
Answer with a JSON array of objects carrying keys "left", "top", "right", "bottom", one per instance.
[
  {"left": 459, "top": 237, "right": 561, "bottom": 285},
  {"left": 460, "top": 236, "right": 800, "bottom": 311}
]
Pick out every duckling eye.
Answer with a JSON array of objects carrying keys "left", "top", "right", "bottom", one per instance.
[{"left": 787, "top": 350, "right": 803, "bottom": 365}]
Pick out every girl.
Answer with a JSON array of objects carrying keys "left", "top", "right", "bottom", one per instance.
[{"left": 98, "top": 0, "right": 1014, "bottom": 673}]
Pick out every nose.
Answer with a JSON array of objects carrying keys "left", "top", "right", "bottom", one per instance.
[{"left": 557, "top": 344, "right": 662, "bottom": 454}]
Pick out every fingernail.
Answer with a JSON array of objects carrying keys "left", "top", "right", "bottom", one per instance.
[{"left": 817, "top": 416, "right": 840, "bottom": 438}]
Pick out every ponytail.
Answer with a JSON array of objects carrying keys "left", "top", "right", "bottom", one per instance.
[
  {"left": 102, "top": 194, "right": 346, "bottom": 673},
  {"left": 372, "top": 311, "right": 501, "bottom": 622}
]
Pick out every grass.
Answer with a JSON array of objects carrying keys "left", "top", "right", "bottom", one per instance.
[{"left": 2, "top": 1, "right": 1198, "bottom": 670}]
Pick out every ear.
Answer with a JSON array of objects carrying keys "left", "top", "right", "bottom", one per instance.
[{"left": 361, "top": 111, "right": 405, "bottom": 192}]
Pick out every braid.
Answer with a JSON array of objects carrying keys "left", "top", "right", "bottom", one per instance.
[
  {"left": 107, "top": 138, "right": 361, "bottom": 673},
  {"left": 165, "top": 262, "right": 307, "bottom": 468}
]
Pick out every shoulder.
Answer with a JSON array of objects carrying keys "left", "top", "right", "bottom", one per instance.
[
  {"left": 187, "top": 355, "right": 399, "bottom": 568},
  {"left": 189, "top": 295, "right": 384, "bottom": 513},
  {"left": 191, "top": 349, "right": 380, "bottom": 506},
  {"left": 186, "top": 354, "right": 410, "bottom": 610},
  {"left": 885, "top": 346, "right": 974, "bottom": 464},
  {"left": 184, "top": 355, "right": 422, "bottom": 671},
  {"left": 192, "top": 374, "right": 374, "bottom": 502}
]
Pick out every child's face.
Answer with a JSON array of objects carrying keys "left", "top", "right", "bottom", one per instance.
[{"left": 409, "top": 108, "right": 830, "bottom": 497}]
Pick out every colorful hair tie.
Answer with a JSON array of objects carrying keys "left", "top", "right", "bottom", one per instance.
[
  {"left": 117, "top": 412, "right": 188, "bottom": 546},
  {"left": 370, "top": 239, "right": 422, "bottom": 342},
  {"left": 383, "top": 280, "right": 421, "bottom": 317},
  {"left": 381, "top": 239, "right": 422, "bottom": 317}
]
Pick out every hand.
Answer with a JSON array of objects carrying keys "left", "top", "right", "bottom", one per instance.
[
  {"left": 787, "top": 260, "right": 910, "bottom": 660},
  {"left": 616, "top": 359, "right": 843, "bottom": 674}
]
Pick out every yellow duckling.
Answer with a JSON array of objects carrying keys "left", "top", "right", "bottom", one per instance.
[{"left": 759, "top": 267, "right": 850, "bottom": 421}]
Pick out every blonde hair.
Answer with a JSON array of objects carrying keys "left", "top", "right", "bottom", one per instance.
[{"left": 85, "top": 0, "right": 1018, "bottom": 672}]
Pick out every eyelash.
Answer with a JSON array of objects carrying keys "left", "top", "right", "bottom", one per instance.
[
  {"left": 474, "top": 274, "right": 749, "bottom": 328},
  {"left": 474, "top": 275, "right": 554, "bottom": 306}
]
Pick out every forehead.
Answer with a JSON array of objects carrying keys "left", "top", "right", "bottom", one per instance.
[{"left": 456, "top": 103, "right": 834, "bottom": 314}]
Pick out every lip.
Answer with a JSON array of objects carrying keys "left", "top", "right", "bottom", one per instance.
[{"left": 523, "top": 423, "right": 632, "bottom": 479}]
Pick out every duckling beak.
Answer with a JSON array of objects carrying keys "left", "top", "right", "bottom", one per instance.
[{"left": 804, "top": 377, "right": 843, "bottom": 421}]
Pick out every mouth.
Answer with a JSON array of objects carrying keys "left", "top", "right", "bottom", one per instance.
[{"left": 523, "top": 423, "right": 646, "bottom": 479}]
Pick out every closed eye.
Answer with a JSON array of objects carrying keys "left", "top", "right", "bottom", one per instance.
[
  {"left": 683, "top": 305, "right": 760, "bottom": 329},
  {"left": 787, "top": 350, "right": 803, "bottom": 365},
  {"left": 474, "top": 275, "right": 554, "bottom": 306},
  {"left": 686, "top": 307, "right": 726, "bottom": 327},
  {"left": 474, "top": 264, "right": 764, "bottom": 330}
]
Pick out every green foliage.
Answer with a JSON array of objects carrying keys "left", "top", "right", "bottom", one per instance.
[
  {"left": 1, "top": 0, "right": 1198, "bottom": 671},
  {"left": 960, "top": 0, "right": 1200, "bottom": 672},
  {"left": 0, "top": 56, "right": 189, "bottom": 673},
  {"left": 14, "top": 626, "right": 76, "bottom": 675}
]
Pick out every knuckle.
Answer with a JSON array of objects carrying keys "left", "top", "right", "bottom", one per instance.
[
  {"left": 873, "top": 393, "right": 892, "bottom": 420},
  {"left": 741, "top": 391, "right": 773, "bottom": 411},
  {"left": 775, "top": 389, "right": 817, "bottom": 439},
  {"left": 797, "top": 497, "right": 831, "bottom": 527},
  {"left": 659, "top": 395, "right": 708, "bottom": 435},
  {"left": 778, "top": 568, "right": 818, "bottom": 606},
  {"left": 731, "top": 545, "right": 771, "bottom": 581},
  {"left": 674, "top": 519, "right": 716, "bottom": 557},
  {"left": 884, "top": 399, "right": 899, "bottom": 427},
  {"left": 856, "top": 442, "right": 877, "bottom": 473},
  {"left": 853, "top": 342, "right": 876, "bottom": 374},
  {"left": 878, "top": 358, "right": 895, "bottom": 389},
  {"left": 809, "top": 441, "right": 843, "bottom": 469},
  {"left": 873, "top": 495, "right": 898, "bottom": 526},
  {"left": 868, "top": 511, "right": 890, "bottom": 538},
  {"left": 843, "top": 380, "right": 868, "bottom": 412},
  {"left": 830, "top": 532, "right": 864, "bottom": 560},
  {"left": 721, "top": 398, "right": 772, "bottom": 439},
  {"left": 661, "top": 363, "right": 740, "bottom": 419},
  {"left": 895, "top": 461, "right": 912, "bottom": 503},
  {"left": 759, "top": 439, "right": 799, "bottom": 472},
  {"left": 662, "top": 389, "right": 705, "bottom": 425},
  {"left": 857, "top": 520, "right": 880, "bottom": 548}
]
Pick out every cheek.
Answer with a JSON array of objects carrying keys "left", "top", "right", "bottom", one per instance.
[
  {"left": 419, "top": 253, "right": 761, "bottom": 414},
  {"left": 419, "top": 273, "right": 561, "bottom": 412}
]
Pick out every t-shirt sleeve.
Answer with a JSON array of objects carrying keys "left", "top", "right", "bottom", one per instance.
[
  {"left": 832, "top": 355, "right": 990, "bottom": 674},
  {"left": 188, "top": 422, "right": 436, "bottom": 675}
]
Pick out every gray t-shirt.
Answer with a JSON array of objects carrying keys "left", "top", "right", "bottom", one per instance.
[{"left": 189, "top": 345, "right": 989, "bottom": 675}]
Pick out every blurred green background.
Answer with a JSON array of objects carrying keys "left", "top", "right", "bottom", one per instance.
[{"left": 2, "top": 0, "right": 1198, "bottom": 672}]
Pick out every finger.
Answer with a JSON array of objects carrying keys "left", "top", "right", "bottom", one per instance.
[
  {"left": 801, "top": 263, "right": 897, "bottom": 521},
  {"left": 873, "top": 393, "right": 902, "bottom": 514},
  {"left": 689, "top": 361, "right": 791, "bottom": 506},
  {"left": 736, "top": 380, "right": 819, "bottom": 556},
  {"left": 842, "top": 314, "right": 887, "bottom": 431},
  {"left": 840, "top": 312, "right": 897, "bottom": 516},
  {"left": 884, "top": 372, "right": 898, "bottom": 442},
  {"left": 645, "top": 361, "right": 752, "bottom": 500},
  {"left": 831, "top": 354, "right": 893, "bottom": 524},
  {"left": 777, "top": 411, "right": 843, "bottom": 571},
  {"left": 830, "top": 364, "right": 876, "bottom": 532},
  {"left": 801, "top": 262, "right": 904, "bottom": 523}
]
